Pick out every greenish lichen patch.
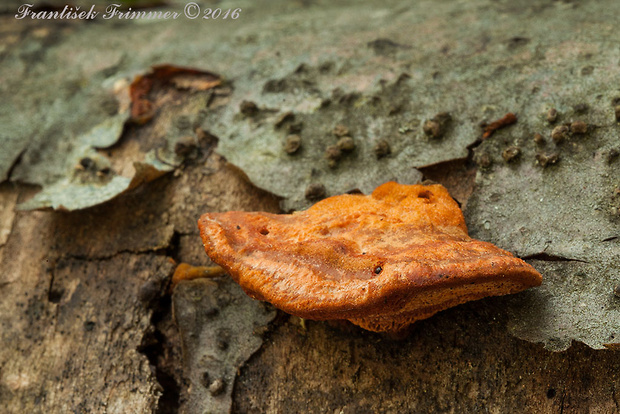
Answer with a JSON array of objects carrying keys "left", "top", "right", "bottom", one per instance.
[
  {"left": 505, "top": 260, "right": 620, "bottom": 351},
  {"left": 466, "top": 115, "right": 620, "bottom": 351},
  {"left": 173, "top": 277, "right": 276, "bottom": 414}
]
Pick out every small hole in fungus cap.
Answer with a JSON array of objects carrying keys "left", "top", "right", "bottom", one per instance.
[
  {"left": 546, "top": 388, "right": 556, "bottom": 399},
  {"left": 418, "top": 190, "right": 432, "bottom": 200},
  {"left": 259, "top": 228, "right": 269, "bottom": 235}
]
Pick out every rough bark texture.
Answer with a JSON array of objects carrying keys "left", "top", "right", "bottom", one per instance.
[
  {"left": 1, "top": 0, "right": 620, "bottom": 413},
  {"left": 2, "top": 140, "right": 619, "bottom": 414}
]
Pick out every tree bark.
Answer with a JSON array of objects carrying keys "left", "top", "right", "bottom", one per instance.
[{"left": 1, "top": 0, "right": 619, "bottom": 413}]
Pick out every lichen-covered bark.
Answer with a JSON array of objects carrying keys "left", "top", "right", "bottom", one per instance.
[{"left": 173, "top": 278, "right": 276, "bottom": 414}]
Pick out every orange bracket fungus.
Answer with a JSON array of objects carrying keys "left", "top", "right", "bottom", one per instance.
[
  {"left": 171, "top": 262, "right": 226, "bottom": 290},
  {"left": 198, "top": 182, "right": 542, "bottom": 332}
]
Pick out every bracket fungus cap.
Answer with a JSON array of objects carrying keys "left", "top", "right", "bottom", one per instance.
[{"left": 198, "top": 182, "right": 542, "bottom": 332}]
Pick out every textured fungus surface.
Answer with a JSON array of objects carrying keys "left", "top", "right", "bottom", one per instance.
[{"left": 199, "top": 182, "right": 542, "bottom": 332}]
